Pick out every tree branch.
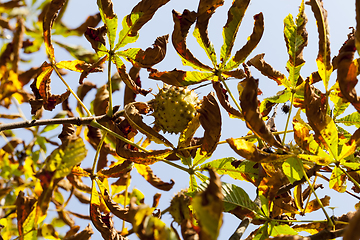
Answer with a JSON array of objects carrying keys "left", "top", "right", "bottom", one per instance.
[
  {"left": 229, "top": 217, "right": 252, "bottom": 240},
  {"left": 0, "top": 110, "right": 124, "bottom": 132}
]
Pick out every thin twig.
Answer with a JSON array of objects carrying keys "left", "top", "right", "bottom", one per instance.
[{"left": 229, "top": 217, "right": 252, "bottom": 240}]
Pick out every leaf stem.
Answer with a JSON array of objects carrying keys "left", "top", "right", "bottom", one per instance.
[
  {"left": 107, "top": 54, "right": 113, "bottom": 117},
  {"left": 122, "top": 174, "right": 130, "bottom": 231},
  {"left": 282, "top": 92, "right": 294, "bottom": 144},
  {"left": 91, "top": 132, "right": 107, "bottom": 176},
  {"left": 160, "top": 158, "right": 192, "bottom": 174},
  {"left": 220, "top": 76, "right": 242, "bottom": 114},
  {"left": 53, "top": 65, "right": 92, "bottom": 116},
  {"left": 297, "top": 158, "right": 334, "bottom": 227}
]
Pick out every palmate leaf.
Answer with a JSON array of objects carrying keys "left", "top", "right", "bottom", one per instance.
[
  {"left": 329, "top": 165, "right": 347, "bottom": 193},
  {"left": 135, "top": 164, "right": 175, "bottom": 191},
  {"left": 193, "top": 0, "right": 224, "bottom": 67},
  {"left": 224, "top": 12, "right": 264, "bottom": 71},
  {"left": 306, "top": 0, "right": 332, "bottom": 90},
  {"left": 97, "top": 0, "right": 118, "bottom": 50},
  {"left": 284, "top": 0, "right": 308, "bottom": 87},
  {"left": 220, "top": 0, "right": 251, "bottom": 66},
  {"left": 282, "top": 157, "right": 304, "bottom": 184}
]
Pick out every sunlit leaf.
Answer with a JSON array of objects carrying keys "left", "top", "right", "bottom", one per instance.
[
  {"left": 149, "top": 68, "right": 214, "bottom": 86},
  {"left": 135, "top": 164, "right": 175, "bottom": 191},
  {"left": 259, "top": 89, "right": 291, "bottom": 116},
  {"left": 224, "top": 12, "right": 264, "bottom": 70},
  {"left": 97, "top": 0, "right": 117, "bottom": 49},
  {"left": 284, "top": 0, "right": 307, "bottom": 87},
  {"left": 329, "top": 166, "right": 347, "bottom": 193},
  {"left": 282, "top": 157, "right": 304, "bottom": 184},
  {"left": 192, "top": 169, "right": 223, "bottom": 240},
  {"left": 240, "top": 76, "right": 284, "bottom": 148},
  {"left": 304, "top": 195, "right": 330, "bottom": 213},
  {"left": 336, "top": 112, "right": 360, "bottom": 128},
  {"left": 200, "top": 157, "right": 258, "bottom": 182},
  {"left": 213, "top": 81, "right": 243, "bottom": 118},
  {"left": 247, "top": 53, "right": 288, "bottom": 87},
  {"left": 306, "top": 0, "right": 332, "bottom": 89},
  {"left": 193, "top": 0, "right": 224, "bottom": 67},
  {"left": 115, "top": 13, "right": 141, "bottom": 49},
  {"left": 43, "top": 0, "right": 66, "bottom": 62},
  {"left": 172, "top": 9, "right": 212, "bottom": 71},
  {"left": 220, "top": 0, "right": 250, "bottom": 66},
  {"left": 269, "top": 222, "right": 298, "bottom": 237}
]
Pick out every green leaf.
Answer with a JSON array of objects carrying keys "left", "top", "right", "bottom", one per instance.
[
  {"left": 200, "top": 158, "right": 258, "bottom": 182},
  {"left": 193, "top": 148, "right": 210, "bottom": 167},
  {"left": 220, "top": 0, "right": 251, "bottom": 66},
  {"left": 269, "top": 222, "right": 298, "bottom": 237},
  {"left": 45, "top": 138, "right": 87, "bottom": 179},
  {"left": 330, "top": 82, "right": 350, "bottom": 118},
  {"left": 329, "top": 165, "right": 347, "bottom": 193},
  {"left": 189, "top": 174, "right": 198, "bottom": 193},
  {"left": 306, "top": 0, "right": 332, "bottom": 90},
  {"left": 259, "top": 89, "right": 291, "bottom": 115},
  {"left": 97, "top": 0, "right": 118, "bottom": 49},
  {"left": 224, "top": 12, "right": 264, "bottom": 70},
  {"left": 284, "top": 0, "right": 307, "bottom": 87},
  {"left": 253, "top": 223, "right": 269, "bottom": 240},
  {"left": 282, "top": 157, "right": 304, "bottom": 184},
  {"left": 115, "top": 12, "right": 142, "bottom": 50},
  {"left": 22, "top": 205, "right": 38, "bottom": 240},
  {"left": 336, "top": 112, "right": 360, "bottom": 128},
  {"left": 217, "top": 182, "right": 264, "bottom": 217},
  {"left": 193, "top": 26, "right": 217, "bottom": 67}
]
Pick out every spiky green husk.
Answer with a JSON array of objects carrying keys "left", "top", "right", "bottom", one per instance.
[{"left": 151, "top": 85, "right": 199, "bottom": 134}]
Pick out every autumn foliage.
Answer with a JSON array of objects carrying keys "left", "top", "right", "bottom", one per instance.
[{"left": 2, "top": 0, "right": 360, "bottom": 239}]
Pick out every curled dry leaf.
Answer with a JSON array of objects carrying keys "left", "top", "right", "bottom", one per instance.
[
  {"left": 63, "top": 224, "right": 93, "bottom": 240},
  {"left": 103, "top": 189, "right": 131, "bottom": 222},
  {"left": 15, "top": 191, "right": 37, "bottom": 237},
  {"left": 128, "top": 35, "right": 169, "bottom": 68},
  {"left": 99, "top": 0, "right": 116, "bottom": 18},
  {"left": 30, "top": 62, "right": 70, "bottom": 114},
  {"left": 333, "top": 33, "right": 360, "bottom": 112},
  {"left": 212, "top": 81, "right": 243, "bottom": 118},
  {"left": 97, "top": 160, "right": 133, "bottom": 178},
  {"left": 79, "top": 56, "right": 106, "bottom": 84},
  {"left": 240, "top": 76, "right": 283, "bottom": 148},
  {"left": 124, "top": 102, "right": 173, "bottom": 148},
  {"left": 148, "top": 68, "right": 202, "bottom": 86},
  {"left": 128, "top": 0, "right": 170, "bottom": 37},
  {"left": 93, "top": 84, "right": 109, "bottom": 116},
  {"left": 125, "top": 66, "right": 141, "bottom": 105},
  {"left": 90, "top": 204, "right": 121, "bottom": 240},
  {"left": 117, "top": 65, "right": 151, "bottom": 96},
  {"left": 247, "top": 53, "right": 287, "bottom": 86},
  {"left": 58, "top": 124, "right": 77, "bottom": 146},
  {"left": 67, "top": 174, "right": 92, "bottom": 193},
  {"left": 43, "top": 0, "right": 66, "bottom": 62},
  {"left": 73, "top": 13, "right": 102, "bottom": 35},
  {"left": 198, "top": 92, "right": 222, "bottom": 156},
  {"left": 84, "top": 25, "right": 107, "bottom": 53},
  {"left": 172, "top": 9, "right": 212, "bottom": 71},
  {"left": 135, "top": 164, "right": 175, "bottom": 191}
]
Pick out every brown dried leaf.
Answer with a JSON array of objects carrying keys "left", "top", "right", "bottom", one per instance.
[
  {"left": 231, "top": 13, "right": 264, "bottom": 65},
  {"left": 103, "top": 189, "right": 131, "bottom": 222},
  {"left": 198, "top": 92, "right": 221, "bottom": 156},
  {"left": 67, "top": 174, "right": 92, "bottom": 193},
  {"left": 12, "top": 17, "right": 24, "bottom": 73},
  {"left": 93, "top": 84, "right": 109, "bottom": 116},
  {"left": 99, "top": 0, "right": 115, "bottom": 18},
  {"left": 90, "top": 204, "right": 121, "bottom": 240},
  {"left": 135, "top": 164, "right": 175, "bottom": 191},
  {"left": 240, "top": 76, "right": 283, "bottom": 148},
  {"left": 125, "top": 66, "right": 141, "bottom": 105},
  {"left": 130, "top": 35, "right": 169, "bottom": 68},
  {"left": 63, "top": 224, "right": 93, "bottom": 240},
  {"left": 128, "top": 0, "right": 170, "bottom": 37},
  {"left": 247, "top": 53, "right": 287, "bottom": 85},
  {"left": 117, "top": 65, "right": 151, "bottom": 96},
  {"left": 172, "top": 9, "right": 212, "bottom": 71},
  {"left": 304, "top": 195, "right": 330, "bottom": 213},
  {"left": 149, "top": 68, "right": 190, "bottom": 86},
  {"left": 124, "top": 102, "right": 173, "bottom": 148},
  {"left": 73, "top": 13, "right": 101, "bottom": 35},
  {"left": 212, "top": 81, "right": 243, "bottom": 118},
  {"left": 43, "top": 0, "right": 66, "bottom": 62},
  {"left": 15, "top": 191, "right": 37, "bottom": 237},
  {"left": 58, "top": 124, "right": 77, "bottom": 146},
  {"left": 98, "top": 160, "right": 133, "bottom": 178},
  {"left": 333, "top": 33, "right": 360, "bottom": 112},
  {"left": 79, "top": 56, "right": 106, "bottom": 84},
  {"left": 84, "top": 25, "right": 107, "bottom": 52}
]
